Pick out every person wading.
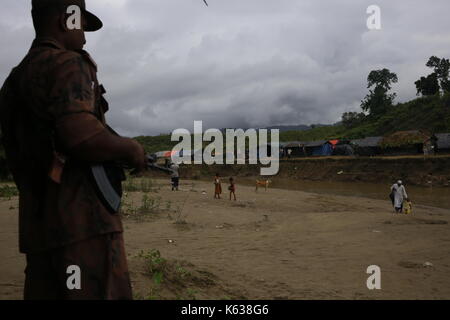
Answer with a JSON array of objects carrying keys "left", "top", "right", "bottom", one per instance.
[{"left": 390, "top": 180, "right": 408, "bottom": 214}]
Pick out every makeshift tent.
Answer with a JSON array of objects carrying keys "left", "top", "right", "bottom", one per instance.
[
  {"left": 283, "top": 141, "right": 308, "bottom": 157},
  {"left": 278, "top": 142, "right": 288, "bottom": 158},
  {"left": 328, "top": 140, "right": 340, "bottom": 147},
  {"left": 259, "top": 142, "right": 284, "bottom": 157},
  {"left": 380, "top": 130, "right": 431, "bottom": 156},
  {"left": 332, "top": 144, "right": 354, "bottom": 156},
  {"left": 436, "top": 133, "right": 450, "bottom": 153},
  {"left": 351, "top": 136, "right": 382, "bottom": 156},
  {"left": 304, "top": 140, "right": 333, "bottom": 156}
]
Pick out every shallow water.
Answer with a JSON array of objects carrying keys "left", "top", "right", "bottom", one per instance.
[{"left": 237, "top": 178, "right": 450, "bottom": 209}]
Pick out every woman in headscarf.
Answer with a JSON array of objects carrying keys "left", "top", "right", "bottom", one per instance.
[{"left": 390, "top": 180, "right": 408, "bottom": 213}]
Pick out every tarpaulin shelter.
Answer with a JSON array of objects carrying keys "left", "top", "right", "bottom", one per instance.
[
  {"left": 304, "top": 140, "right": 333, "bottom": 156},
  {"left": 283, "top": 141, "right": 308, "bottom": 157},
  {"left": 436, "top": 133, "right": 450, "bottom": 153},
  {"left": 380, "top": 130, "right": 431, "bottom": 155},
  {"left": 351, "top": 136, "right": 382, "bottom": 156},
  {"left": 332, "top": 144, "right": 355, "bottom": 156}
]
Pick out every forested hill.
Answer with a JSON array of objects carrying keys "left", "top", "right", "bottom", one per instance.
[
  {"left": 1, "top": 57, "right": 450, "bottom": 177},
  {"left": 136, "top": 55, "right": 450, "bottom": 153},
  {"left": 134, "top": 93, "right": 450, "bottom": 154},
  {"left": 280, "top": 93, "right": 450, "bottom": 143}
]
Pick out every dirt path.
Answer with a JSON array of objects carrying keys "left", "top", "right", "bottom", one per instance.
[{"left": 1, "top": 179, "right": 450, "bottom": 300}]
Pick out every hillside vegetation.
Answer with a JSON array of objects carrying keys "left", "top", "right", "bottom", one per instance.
[
  {"left": 1, "top": 57, "right": 450, "bottom": 177},
  {"left": 280, "top": 93, "right": 450, "bottom": 142},
  {"left": 134, "top": 92, "right": 450, "bottom": 154}
]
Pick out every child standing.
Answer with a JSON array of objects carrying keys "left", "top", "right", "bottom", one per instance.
[
  {"left": 229, "top": 177, "right": 236, "bottom": 201},
  {"left": 214, "top": 173, "right": 222, "bottom": 199},
  {"left": 404, "top": 199, "right": 413, "bottom": 215}
]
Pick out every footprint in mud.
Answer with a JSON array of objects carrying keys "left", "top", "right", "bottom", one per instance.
[
  {"left": 231, "top": 201, "right": 256, "bottom": 209},
  {"left": 173, "top": 221, "right": 201, "bottom": 232},
  {"left": 215, "top": 223, "right": 234, "bottom": 230},
  {"left": 384, "top": 219, "right": 448, "bottom": 226},
  {"left": 398, "top": 261, "right": 433, "bottom": 269},
  {"left": 311, "top": 196, "right": 354, "bottom": 213},
  {"left": 421, "top": 219, "right": 448, "bottom": 225},
  {"left": 239, "top": 215, "right": 273, "bottom": 232}
]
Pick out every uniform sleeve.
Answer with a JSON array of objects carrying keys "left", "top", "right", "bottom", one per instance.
[
  {"left": 55, "top": 113, "right": 106, "bottom": 150},
  {"left": 48, "top": 52, "right": 96, "bottom": 118},
  {"left": 48, "top": 52, "right": 106, "bottom": 150}
]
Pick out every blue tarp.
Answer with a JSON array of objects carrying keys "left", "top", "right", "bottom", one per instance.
[{"left": 312, "top": 143, "right": 333, "bottom": 156}]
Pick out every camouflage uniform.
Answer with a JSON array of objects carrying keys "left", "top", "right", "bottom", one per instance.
[{"left": 0, "top": 37, "right": 132, "bottom": 300}]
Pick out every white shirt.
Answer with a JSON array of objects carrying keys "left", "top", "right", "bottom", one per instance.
[{"left": 170, "top": 164, "right": 179, "bottom": 178}]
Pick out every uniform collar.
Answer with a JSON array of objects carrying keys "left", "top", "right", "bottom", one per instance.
[
  {"left": 30, "top": 37, "right": 98, "bottom": 72},
  {"left": 31, "top": 37, "right": 66, "bottom": 50},
  {"left": 77, "top": 49, "right": 98, "bottom": 72},
  {"left": 29, "top": 37, "right": 100, "bottom": 77}
]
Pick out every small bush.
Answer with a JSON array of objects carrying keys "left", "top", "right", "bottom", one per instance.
[{"left": 0, "top": 185, "right": 18, "bottom": 199}]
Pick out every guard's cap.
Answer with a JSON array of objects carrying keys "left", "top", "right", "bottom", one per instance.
[{"left": 32, "top": 0, "right": 103, "bottom": 32}]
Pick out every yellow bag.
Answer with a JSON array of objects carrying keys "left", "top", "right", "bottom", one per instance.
[{"left": 404, "top": 201, "right": 412, "bottom": 215}]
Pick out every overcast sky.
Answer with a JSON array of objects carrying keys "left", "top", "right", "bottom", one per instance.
[{"left": 1, "top": 0, "right": 450, "bottom": 136}]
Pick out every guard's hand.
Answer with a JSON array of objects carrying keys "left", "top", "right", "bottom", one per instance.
[
  {"left": 147, "top": 154, "right": 157, "bottom": 164},
  {"left": 128, "top": 140, "right": 146, "bottom": 175}
]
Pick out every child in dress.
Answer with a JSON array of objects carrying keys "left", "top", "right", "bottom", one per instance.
[
  {"left": 214, "top": 173, "right": 222, "bottom": 199},
  {"left": 229, "top": 177, "right": 236, "bottom": 201},
  {"left": 404, "top": 199, "right": 413, "bottom": 215}
]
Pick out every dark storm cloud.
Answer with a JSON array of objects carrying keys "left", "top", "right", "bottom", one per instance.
[{"left": 1, "top": 0, "right": 450, "bottom": 136}]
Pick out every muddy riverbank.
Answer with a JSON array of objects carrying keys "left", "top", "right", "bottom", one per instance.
[
  {"left": 2, "top": 179, "right": 450, "bottom": 300},
  {"left": 170, "top": 156, "right": 450, "bottom": 189}
]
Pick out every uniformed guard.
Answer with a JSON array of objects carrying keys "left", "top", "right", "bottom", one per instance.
[{"left": 0, "top": 0, "right": 146, "bottom": 299}]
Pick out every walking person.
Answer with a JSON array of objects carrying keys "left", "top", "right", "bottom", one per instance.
[
  {"left": 214, "top": 173, "right": 222, "bottom": 199},
  {"left": 229, "top": 177, "right": 237, "bottom": 201},
  {"left": 390, "top": 180, "right": 408, "bottom": 213},
  {"left": 170, "top": 162, "right": 180, "bottom": 191}
]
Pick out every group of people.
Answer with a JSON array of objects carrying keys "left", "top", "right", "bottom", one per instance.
[
  {"left": 214, "top": 174, "right": 237, "bottom": 201},
  {"left": 167, "top": 166, "right": 237, "bottom": 201},
  {"left": 172, "top": 165, "right": 411, "bottom": 213}
]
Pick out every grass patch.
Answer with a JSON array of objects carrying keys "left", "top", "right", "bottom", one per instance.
[
  {"left": 135, "top": 249, "right": 230, "bottom": 300},
  {"left": 121, "top": 193, "right": 162, "bottom": 220},
  {"left": 123, "top": 177, "right": 160, "bottom": 193},
  {"left": 0, "top": 185, "right": 18, "bottom": 199}
]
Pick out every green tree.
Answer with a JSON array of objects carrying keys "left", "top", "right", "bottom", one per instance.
[
  {"left": 426, "top": 56, "right": 450, "bottom": 93},
  {"left": 415, "top": 73, "right": 440, "bottom": 96},
  {"left": 361, "top": 68, "right": 398, "bottom": 116},
  {"left": 341, "top": 112, "right": 366, "bottom": 129}
]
